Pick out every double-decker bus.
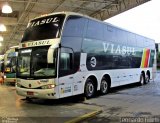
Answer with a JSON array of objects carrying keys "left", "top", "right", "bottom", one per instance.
[
  {"left": 16, "top": 12, "right": 156, "bottom": 99},
  {"left": 4, "top": 46, "right": 18, "bottom": 83}
]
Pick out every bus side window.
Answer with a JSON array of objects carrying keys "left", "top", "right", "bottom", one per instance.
[
  {"left": 59, "top": 48, "right": 73, "bottom": 77},
  {"left": 63, "top": 16, "right": 86, "bottom": 37}
]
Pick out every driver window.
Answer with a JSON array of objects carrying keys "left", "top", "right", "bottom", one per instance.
[
  {"left": 59, "top": 47, "right": 73, "bottom": 77},
  {"left": 60, "top": 52, "right": 72, "bottom": 70}
]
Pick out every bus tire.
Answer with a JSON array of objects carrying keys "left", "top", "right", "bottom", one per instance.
[
  {"left": 139, "top": 73, "right": 145, "bottom": 85},
  {"left": 100, "top": 77, "right": 109, "bottom": 95},
  {"left": 84, "top": 78, "right": 96, "bottom": 98},
  {"left": 26, "top": 97, "right": 32, "bottom": 102},
  {"left": 146, "top": 72, "right": 150, "bottom": 83}
]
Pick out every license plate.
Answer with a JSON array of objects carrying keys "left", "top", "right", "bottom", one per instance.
[{"left": 27, "top": 91, "right": 34, "bottom": 95}]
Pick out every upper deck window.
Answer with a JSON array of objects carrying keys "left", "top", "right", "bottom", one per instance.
[
  {"left": 63, "top": 16, "right": 86, "bottom": 37},
  {"left": 21, "top": 14, "right": 65, "bottom": 42}
]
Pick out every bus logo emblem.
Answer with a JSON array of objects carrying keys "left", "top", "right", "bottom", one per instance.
[{"left": 90, "top": 57, "right": 96, "bottom": 67}]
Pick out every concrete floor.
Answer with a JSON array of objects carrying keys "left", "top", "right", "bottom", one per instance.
[
  {"left": 0, "top": 72, "right": 160, "bottom": 123},
  {"left": 82, "top": 72, "right": 160, "bottom": 123}
]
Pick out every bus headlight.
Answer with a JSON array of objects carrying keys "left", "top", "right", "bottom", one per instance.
[
  {"left": 41, "top": 84, "right": 55, "bottom": 89},
  {"left": 16, "top": 83, "right": 21, "bottom": 87},
  {"left": 16, "top": 79, "right": 21, "bottom": 82}
]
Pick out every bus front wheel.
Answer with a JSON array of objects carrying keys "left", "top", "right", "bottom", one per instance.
[
  {"left": 100, "top": 77, "right": 109, "bottom": 95},
  {"left": 84, "top": 78, "right": 96, "bottom": 98},
  {"left": 26, "top": 97, "right": 32, "bottom": 102}
]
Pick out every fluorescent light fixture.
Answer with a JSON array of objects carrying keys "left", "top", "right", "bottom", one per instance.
[
  {"left": 0, "top": 36, "right": 3, "bottom": 41},
  {"left": 2, "top": 4, "right": 13, "bottom": 14},
  {"left": 0, "top": 24, "right": 6, "bottom": 31}
]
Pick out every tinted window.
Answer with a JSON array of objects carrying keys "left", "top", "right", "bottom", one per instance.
[
  {"left": 144, "top": 38, "right": 155, "bottom": 49},
  {"left": 82, "top": 38, "right": 143, "bottom": 70},
  {"left": 104, "top": 25, "right": 116, "bottom": 42},
  {"left": 82, "top": 38, "right": 104, "bottom": 53},
  {"left": 60, "top": 53, "right": 72, "bottom": 70},
  {"left": 21, "top": 14, "right": 65, "bottom": 42},
  {"left": 127, "top": 32, "right": 136, "bottom": 47},
  {"left": 116, "top": 29, "right": 128, "bottom": 45},
  {"left": 63, "top": 16, "right": 86, "bottom": 37},
  {"left": 143, "top": 38, "right": 149, "bottom": 48},
  {"left": 59, "top": 48, "right": 73, "bottom": 77},
  {"left": 136, "top": 35, "right": 144, "bottom": 48},
  {"left": 17, "top": 46, "right": 57, "bottom": 79},
  {"left": 149, "top": 50, "right": 155, "bottom": 67},
  {"left": 86, "top": 20, "right": 103, "bottom": 40}
]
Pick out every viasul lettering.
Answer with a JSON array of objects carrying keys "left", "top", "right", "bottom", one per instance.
[
  {"left": 28, "top": 17, "right": 59, "bottom": 28},
  {"left": 103, "top": 42, "right": 136, "bottom": 55},
  {"left": 27, "top": 40, "right": 50, "bottom": 47}
]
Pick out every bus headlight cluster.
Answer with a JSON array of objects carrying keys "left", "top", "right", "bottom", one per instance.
[
  {"left": 41, "top": 84, "right": 55, "bottom": 89},
  {"left": 16, "top": 79, "right": 21, "bottom": 82},
  {"left": 16, "top": 83, "right": 21, "bottom": 87}
]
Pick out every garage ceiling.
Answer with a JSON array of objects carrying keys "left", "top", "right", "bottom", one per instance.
[{"left": 0, "top": 0, "right": 150, "bottom": 54}]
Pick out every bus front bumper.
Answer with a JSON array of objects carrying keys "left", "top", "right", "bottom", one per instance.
[
  {"left": 16, "top": 87, "right": 57, "bottom": 99},
  {"left": 4, "top": 78, "right": 16, "bottom": 83}
]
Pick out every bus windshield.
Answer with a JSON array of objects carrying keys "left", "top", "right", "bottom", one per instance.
[
  {"left": 5, "top": 52, "right": 17, "bottom": 73},
  {"left": 21, "top": 14, "right": 65, "bottom": 42},
  {"left": 17, "top": 46, "right": 57, "bottom": 79}
]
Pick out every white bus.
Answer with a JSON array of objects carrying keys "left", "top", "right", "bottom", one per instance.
[{"left": 16, "top": 12, "right": 156, "bottom": 99}]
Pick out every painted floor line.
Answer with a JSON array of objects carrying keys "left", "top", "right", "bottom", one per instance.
[{"left": 65, "top": 108, "right": 102, "bottom": 123}]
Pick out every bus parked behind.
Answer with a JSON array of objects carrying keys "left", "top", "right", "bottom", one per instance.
[{"left": 4, "top": 46, "right": 18, "bottom": 84}]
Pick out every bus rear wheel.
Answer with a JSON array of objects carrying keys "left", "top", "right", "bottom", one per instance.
[
  {"left": 100, "top": 77, "right": 109, "bottom": 95},
  {"left": 139, "top": 73, "right": 145, "bottom": 85},
  {"left": 84, "top": 78, "right": 96, "bottom": 98},
  {"left": 146, "top": 73, "right": 150, "bottom": 83}
]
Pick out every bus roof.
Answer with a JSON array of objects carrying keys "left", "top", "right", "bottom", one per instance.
[{"left": 30, "top": 11, "right": 90, "bottom": 21}]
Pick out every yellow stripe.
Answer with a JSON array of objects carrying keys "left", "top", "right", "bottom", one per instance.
[
  {"left": 141, "top": 49, "right": 146, "bottom": 68},
  {"left": 65, "top": 104, "right": 102, "bottom": 123},
  {"left": 65, "top": 109, "right": 102, "bottom": 123}
]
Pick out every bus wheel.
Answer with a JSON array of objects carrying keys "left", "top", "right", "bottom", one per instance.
[
  {"left": 100, "top": 77, "right": 109, "bottom": 95},
  {"left": 84, "top": 78, "right": 96, "bottom": 98},
  {"left": 146, "top": 73, "right": 150, "bottom": 83},
  {"left": 26, "top": 97, "right": 32, "bottom": 101},
  {"left": 139, "top": 73, "right": 145, "bottom": 85}
]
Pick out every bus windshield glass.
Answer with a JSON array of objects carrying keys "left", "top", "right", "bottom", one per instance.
[
  {"left": 5, "top": 52, "right": 17, "bottom": 73},
  {"left": 21, "top": 14, "right": 65, "bottom": 42},
  {"left": 6, "top": 52, "right": 17, "bottom": 65},
  {"left": 17, "top": 46, "right": 57, "bottom": 79}
]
